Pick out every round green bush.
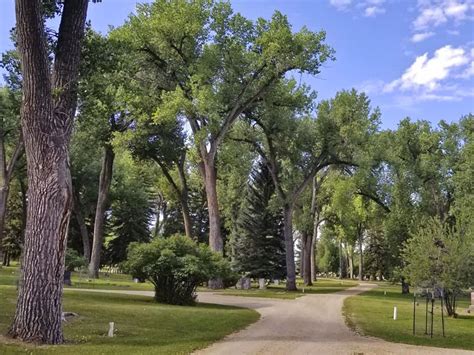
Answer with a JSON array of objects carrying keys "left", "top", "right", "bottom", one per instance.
[{"left": 123, "top": 235, "right": 236, "bottom": 305}]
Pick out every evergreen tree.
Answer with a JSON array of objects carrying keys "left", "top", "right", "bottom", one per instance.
[{"left": 232, "top": 163, "right": 286, "bottom": 279}]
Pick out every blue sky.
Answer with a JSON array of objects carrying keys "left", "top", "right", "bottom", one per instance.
[{"left": 1, "top": 0, "right": 473, "bottom": 129}]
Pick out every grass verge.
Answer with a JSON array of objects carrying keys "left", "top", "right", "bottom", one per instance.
[
  {"left": 0, "top": 285, "right": 259, "bottom": 354},
  {"left": 210, "top": 279, "right": 359, "bottom": 299},
  {"left": 343, "top": 283, "right": 474, "bottom": 351}
]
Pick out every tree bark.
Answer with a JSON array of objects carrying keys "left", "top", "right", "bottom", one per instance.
[
  {"left": 203, "top": 157, "right": 222, "bottom": 253},
  {"left": 283, "top": 204, "right": 297, "bottom": 291},
  {"left": 10, "top": 0, "right": 89, "bottom": 344},
  {"left": 348, "top": 248, "right": 354, "bottom": 279},
  {"left": 302, "top": 231, "right": 313, "bottom": 286},
  {"left": 310, "top": 230, "right": 316, "bottom": 282},
  {"left": 88, "top": 145, "right": 114, "bottom": 278}
]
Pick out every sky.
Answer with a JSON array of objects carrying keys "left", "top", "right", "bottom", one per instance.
[{"left": 1, "top": 0, "right": 473, "bottom": 129}]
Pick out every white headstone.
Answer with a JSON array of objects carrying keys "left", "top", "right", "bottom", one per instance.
[
  {"left": 258, "top": 278, "right": 266, "bottom": 289},
  {"left": 108, "top": 322, "right": 115, "bottom": 337}
]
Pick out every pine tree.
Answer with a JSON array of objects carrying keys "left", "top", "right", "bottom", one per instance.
[{"left": 232, "top": 163, "right": 286, "bottom": 279}]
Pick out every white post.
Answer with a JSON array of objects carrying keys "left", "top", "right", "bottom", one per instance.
[
  {"left": 108, "top": 322, "right": 115, "bottom": 337},
  {"left": 393, "top": 307, "right": 397, "bottom": 320}
]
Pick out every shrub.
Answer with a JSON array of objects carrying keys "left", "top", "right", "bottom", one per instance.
[
  {"left": 65, "top": 248, "right": 87, "bottom": 272},
  {"left": 123, "top": 235, "right": 236, "bottom": 305}
]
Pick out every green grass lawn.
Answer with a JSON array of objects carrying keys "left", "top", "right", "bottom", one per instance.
[
  {"left": 0, "top": 285, "right": 259, "bottom": 354},
  {"left": 343, "top": 283, "right": 474, "bottom": 351},
  {"left": 210, "top": 278, "right": 359, "bottom": 299},
  {"left": 0, "top": 265, "right": 154, "bottom": 291}
]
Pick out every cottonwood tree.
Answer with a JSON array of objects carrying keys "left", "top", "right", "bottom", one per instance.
[
  {"left": 113, "top": 1, "right": 334, "bottom": 288},
  {"left": 77, "top": 31, "right": 133, "bottom": 278},
  {"left": 10, "top": 0, "right": 91, "bottom": 343},
  {"left": 126, "top": 117, "right": 194, "bottom": 239},
  {"left": 241, "top": 87, "right": 379, "bottom": 290}
]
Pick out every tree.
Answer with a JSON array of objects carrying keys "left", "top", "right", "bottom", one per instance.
[
  {"left": 113, "top": 2, "right": 334, "bottom": 287},
  {"left": 126, "top": 118, "right": 193, "bottom": 239},
  {"left": 242, "top": 88, "right": 379, "bottom": 290},
  {"left": 103, "top": 152, "right": 154, "bottom": 265},
  {"left": 10, "top": 0, "right": 90, "bottom": 343},
  {"left": 231, "top": 162, "right": 286, "bottom": 280},
  {"left": 77, "top": 31, "right": 133, "bottom": 278},
  {"left": 402, "top": 217, "right": 474, "bottom": 316}
]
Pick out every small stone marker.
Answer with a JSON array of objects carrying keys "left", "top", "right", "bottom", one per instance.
[
  {"left": 258, "top": 278, "right": 266, "bottom": 290},
  {"left": 393, "top": 306, "right": 397, "bottom": 320},
  {"left": 273, "top": 279, "right": 280, "bottom": 285},
  {"left": 108, "top": 322, "right": 115, "bottom": 337}
]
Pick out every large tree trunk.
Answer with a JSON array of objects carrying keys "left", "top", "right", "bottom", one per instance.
[
  {"left": 348, "top": 248, "right": 354, "bottom": 279},
  {"left": 203, "top": 158, "right": 222, "bottom": 253},
  {"left": 302, "top": 231, "right": 313, "bottom": 286},
  {"left": 283, "top": 204, "right": 297, "bottom": 291},
  {"left": 88, "top": 145, "right": 114, "bottom": 278},
  {"left": 10, "top": 0, "right": 89, "bottom": 343},
  {"left": 310, "top": 232, "right": 316, "bottom": 282}
]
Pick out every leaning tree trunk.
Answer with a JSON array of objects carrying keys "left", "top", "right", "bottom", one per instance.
[
  {"left": 302, "top": 232, "right": 313, "bottom": 286},
  {"left": 88, "top": 145, "right": 114, "bottom": 278},
  {"left": 10, "top": 0, "right": 89, "bottom": 343},
  {"left": 283, "top": 204, "right": 297, "bottom": 291}
]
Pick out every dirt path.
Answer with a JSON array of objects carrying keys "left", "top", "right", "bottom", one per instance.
[{"left": 73, "top": 285, "right": 472, "bottom": 354}]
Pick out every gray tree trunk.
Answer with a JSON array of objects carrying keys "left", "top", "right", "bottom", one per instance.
[
  {"left": 283, "top": 204, "right": 297, "bottom": 291},
  {"left": 88, "top": 145, "right": 114, "bottom": 278},
  {"left": 302, "top": 232, "right": 313, "bottom": 286},
  {"left": 9, "top": 0, "right": 89, "bottom": 344}
]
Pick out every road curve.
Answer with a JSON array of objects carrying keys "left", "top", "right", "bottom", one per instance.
[{"left": 73, "top": 285, "right": 472, "bottom": 355}]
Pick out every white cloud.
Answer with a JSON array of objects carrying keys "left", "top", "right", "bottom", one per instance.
[
  {"left": 364, "top": 6, "right": 386, "bottom": 16},
  {"left": 411, "top": 31, "right": 436, "bottom": 42},
  {"left": 459, "top": 61, "right": 474, "bottom": 77},
  {"left": 385, "top": 45, "right": 470, "bottom": 92},
  {"left": 330, "top": 0, "right": 352, "bottom": 10},
  {"left": 447, "top": 29, "right": 460, "bottom": 34},
  {"left": 356, "top": 79, "right": 386, "bottom": 94},
  {"left": 330, "top": 0, "right": 386, "bottom": 16},
  {"left": 413, "top": 1, "right": 474, "bottom": 30}
]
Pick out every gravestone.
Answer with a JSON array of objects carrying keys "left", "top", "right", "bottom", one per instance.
[
  {"left": 470, "top": 291, "right": 474, "bottom": 311},
  {"left": 258, "top": 278, "right": 266, "bottom": 290},
  {"left": 236, "top": 277, "right": 251, "bottom": 290}
]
